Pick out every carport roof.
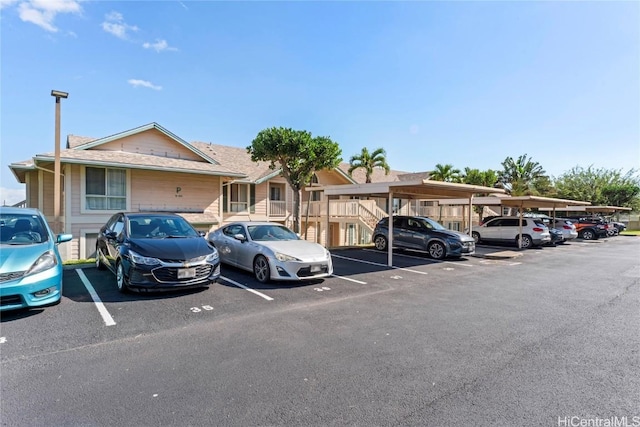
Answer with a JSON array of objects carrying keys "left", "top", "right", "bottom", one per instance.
[
  {"left": 320, "top": 179, "right": 507, "bottom": 199},
  {"left": 539, "top": 205, "right": 631, "bottom": 213},
  {"left": 497, "top": 195, "right": 591, "bottom": 209}
]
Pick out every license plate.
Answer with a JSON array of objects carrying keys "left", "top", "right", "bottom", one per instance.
[
  {"left": 310, "top": 265, "right": 322, "bottom": 273},
  {"left": 177, "top": 267, "right": 196, "bottom": 279}
]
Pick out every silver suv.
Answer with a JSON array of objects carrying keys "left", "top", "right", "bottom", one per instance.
[{"left": 471, "top": 216, "right": 551, "bottom": 249}]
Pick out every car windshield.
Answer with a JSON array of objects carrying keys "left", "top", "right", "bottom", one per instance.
[
  {"left": 419, "top": 217, "right": 447, "bottom": 231},
  {"left": 248, "top": 224, "right": 298, "bottom": 241},
  {"left": 0, "top": 213, "right": 49, "bottom": 245},
  {"left": 129, "top": 216, "right": 200, "bottom": 238}
]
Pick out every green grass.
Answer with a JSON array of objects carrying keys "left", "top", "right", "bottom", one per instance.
[
  {"left": 64, "top": 258, "right": 96, "bottom": 266},
  {"left": 620, "top": 230, "right": 640, "bottom": 236}
]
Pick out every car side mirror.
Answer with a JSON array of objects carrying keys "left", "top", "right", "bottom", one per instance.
[
  {"left": 234, "top": 234, "right": 246, "bottom": 242},
  {"left": 57, "top": 233, "right": 73, "bottom": 244}
]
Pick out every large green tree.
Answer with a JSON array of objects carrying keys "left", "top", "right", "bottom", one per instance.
[
  {"left": 499, "top": 154, "right": 547, "bottom": 196},
  {"left": 429, "top": 163, "right": 462, "bottom": 183},
  {"left": 462, "top": 167, "right": 499, "bottom": 223},
  {"left": 248, "top": 127, "right": 342, "bottom": 234},
  {"left": 348, "top": 147, "right": 390, "bottom": 183},
  {"left": 554, "top": 166, "right": 640, "bottom": 210}
]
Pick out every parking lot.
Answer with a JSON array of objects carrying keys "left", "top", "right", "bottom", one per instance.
[{"left": 2, "top": 236, "right": 639, "bottom": 426}]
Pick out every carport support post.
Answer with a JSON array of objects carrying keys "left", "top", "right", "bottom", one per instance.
[
  {"left": 518, "top": 203, "right": 524, "bottom": 249},
  {"left": 467, "top": 195, "right": 473, "bottom": 236},
  {"left": 388, "top": 190, "right": 394, "bottom": 267}
]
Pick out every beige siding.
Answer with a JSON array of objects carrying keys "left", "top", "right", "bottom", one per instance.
[
  {"left": 130, "top": 169, "right": 220, "bottom": 213},
  {"left": 254, "top": 182, "right": 268, "bottom": 216},
  {"left": 27, "top": 171, "right": 39, "bottom": 208},
  {"left": 96, "top": 129, "right": 205, "bottom": 162}
]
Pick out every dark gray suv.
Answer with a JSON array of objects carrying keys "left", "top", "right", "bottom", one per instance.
[{"left": 372, "top": 216, "right": 475, "bottom": 260}]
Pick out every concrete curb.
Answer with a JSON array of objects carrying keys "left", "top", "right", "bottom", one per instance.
[{"left": 472, "top": 251, "right": 524, "bottom": 260}]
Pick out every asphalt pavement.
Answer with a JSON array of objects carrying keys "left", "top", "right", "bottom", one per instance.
[{"left": 1, "top": 236, "right": 639, "bottom": 426}]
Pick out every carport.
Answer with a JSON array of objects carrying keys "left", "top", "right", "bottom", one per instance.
[
  {"left": 318, "top": 179, "right": 507, "bottom": 266},
  {"left": 494, "top": 196, "right": 591, "bottom": 248},
  {"left": 538, "top": 205, "right": 632, "bottom": 218}
]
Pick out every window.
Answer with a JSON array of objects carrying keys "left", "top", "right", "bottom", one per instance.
[
  {"left": 86, "top": 167, "right": 126, "bottom": 210},
  {"left": 224, "top": 183, "right": 255, "bottom": 213},
  {"left": 270, "top": 186, "right": 281, "bottom": 201}
]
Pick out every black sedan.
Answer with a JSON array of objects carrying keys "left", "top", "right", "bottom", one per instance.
[{"left": 95, "top": 212, "right": 220, "bottom": 292}]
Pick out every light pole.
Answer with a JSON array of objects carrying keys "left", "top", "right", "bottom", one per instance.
[{"left": 51, "top": 90, "right": 68, "bottom": 234}]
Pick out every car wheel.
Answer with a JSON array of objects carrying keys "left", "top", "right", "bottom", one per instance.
[
  {"left": 518, "top": 234, "right": 533, "bottom": 249},
  {"left": 253, "top": 255, "right": 271, "bottom": 283},
  {"left": 116, "top": 261, "right": 129, "bottom": 293},
  {"left": 428, "top": 241, "right": 446, "bottom": 260},
  {"left": 95, "top": 247, "right": 105, "bottom": 270},
  {"left": 472, "top": 232, "right": 481, "bottom": 243},
  {"left": 581, "top": 229, "right": 596, "bottom": 240},
  {"left": 374, "top": 235, "right": 388, "bottom": 251}
]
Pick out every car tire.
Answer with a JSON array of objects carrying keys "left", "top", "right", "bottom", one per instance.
[
  {"left": 374, "top": 235, "right": 388, "bottom": 251},
  {"left": 95, "top": 247, "right": 105, "bottom": 270},
  {"left": 428, "top": 241, "right": 446, "bottom": 260},
  {"left": 253, "top": 255, "right": 271, "bottom": 283},
  {"left": 581, "top": 229, "right": 596, "bottom": 240},
  {"left": 471, "top": 232, "right": 481, "bottom": 244},
  {"left": 518, "top": 234, "right": 533, "bottom": 249},
  {"left": 116, "top": 261, "right": 129, "bottom": 293}
]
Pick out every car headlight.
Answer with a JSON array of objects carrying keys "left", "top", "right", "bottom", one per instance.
[
  {"left": 129, "top": 250, "right": 161, "bottom": 266},
  {"left": 205, "top": 249, "right": 219, "bottom": 262},
  {"left": 26, "top": 250, "right": 58, "bottom": 276},
  {"left": 275, "top": 252, "right": 301, "bottom": 262}
]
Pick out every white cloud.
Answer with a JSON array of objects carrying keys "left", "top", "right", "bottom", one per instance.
[
  {"left": 0, "top": 0, "right": 19, "bottom": 10},
  {"left": 142, "top": 39, "right": 178, "bottom": 53},
  {"left": 128, "top": 79, "right": 162, "bottom": 91},
  {"left": 0, "top": 187, "right": 26, "bottom": 206},
  {"left": 102, "top": 10, "right": 138, "bottom": 39},
  {"left": 16, "top": 0, "right": 81, "bottom": 32}
]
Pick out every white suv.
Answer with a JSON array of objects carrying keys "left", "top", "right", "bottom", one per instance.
[{"left": 471, "top": 216, "right": 551, "bottom": 249}]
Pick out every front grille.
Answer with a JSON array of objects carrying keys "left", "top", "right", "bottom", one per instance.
[
  {"left": 297, "top": 265, "right": 329, "bottom": 278},
  {"left": 0, "top": 271, "right": 25, "bottom": 283},
  {"left": 0, "top": 294, "right": 23, "bottom": 306},
  {"left": 151, "top": 264, "right": 213, "bottom": 283}
]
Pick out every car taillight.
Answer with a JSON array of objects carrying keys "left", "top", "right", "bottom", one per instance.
[
  {"left": 563, "top": 225, "right": 572, "bottom": 229},
  {"left": 533, "top": 227, "right": 544, "bottom": 232}
]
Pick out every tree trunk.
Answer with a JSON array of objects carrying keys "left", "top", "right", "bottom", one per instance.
[{"left": 292, "top": 188, "right": 301, "bottom": 234}]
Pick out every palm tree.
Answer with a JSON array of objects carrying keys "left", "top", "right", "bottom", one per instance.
[
  {"left": 429, "top": 163, "right": 461, "bottom": 183},
  {"left": 348, "top": 148, "right": 390, "bottom": 183},
  {"left": 499, "top": 154, "right": 547, "bottom": 196}
]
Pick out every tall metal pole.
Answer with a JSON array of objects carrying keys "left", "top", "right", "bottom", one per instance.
[
  {"left": 51, "top": 90, "right": 68, "bottom": 234},
  {"left": 54, "top": 96, "right": 61, "bottom": 234}
]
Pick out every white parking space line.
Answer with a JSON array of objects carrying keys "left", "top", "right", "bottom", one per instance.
[
  {"left": 332, "top": 254, "right": 429, "bottom": 275},
  {"left": 76, "top": 269, "right": 116, "bottom": 326},
  {"left": 219, "top": 276, "right": 274, "bottom": 301},
  {"left": 330, "top": 274, "right": 367, "bottom": 284},
  {"left": 362, "top": 248, "right": 474, "bottom": 267}
]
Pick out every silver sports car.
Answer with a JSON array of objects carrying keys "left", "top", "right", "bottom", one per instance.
[{"left": 208, "top": 222, "right": 333, "bottom": 283}]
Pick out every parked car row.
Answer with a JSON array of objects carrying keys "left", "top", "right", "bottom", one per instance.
[
  {"left": 94, "top": 214, "right": 334, "bottom": 293},
  {"left": 0, "top": 208, "right": 627, "bottom": 312}
]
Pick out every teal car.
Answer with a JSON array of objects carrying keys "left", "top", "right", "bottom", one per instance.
[{"left": 0, "top": 207, "right": 72, "bottom": 311}]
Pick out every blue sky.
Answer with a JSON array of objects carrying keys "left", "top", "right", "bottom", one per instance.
[{"left": 1, "top": 0, "right": 638, "bottom": 205}]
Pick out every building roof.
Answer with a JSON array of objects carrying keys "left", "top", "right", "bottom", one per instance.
[{"left": 191, "top": 142, "right": 276, "bottom": 182}]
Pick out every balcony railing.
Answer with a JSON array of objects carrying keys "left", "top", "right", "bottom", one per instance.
[{"left": 269, "top": 200, "right": 286, "bottom": 217}]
